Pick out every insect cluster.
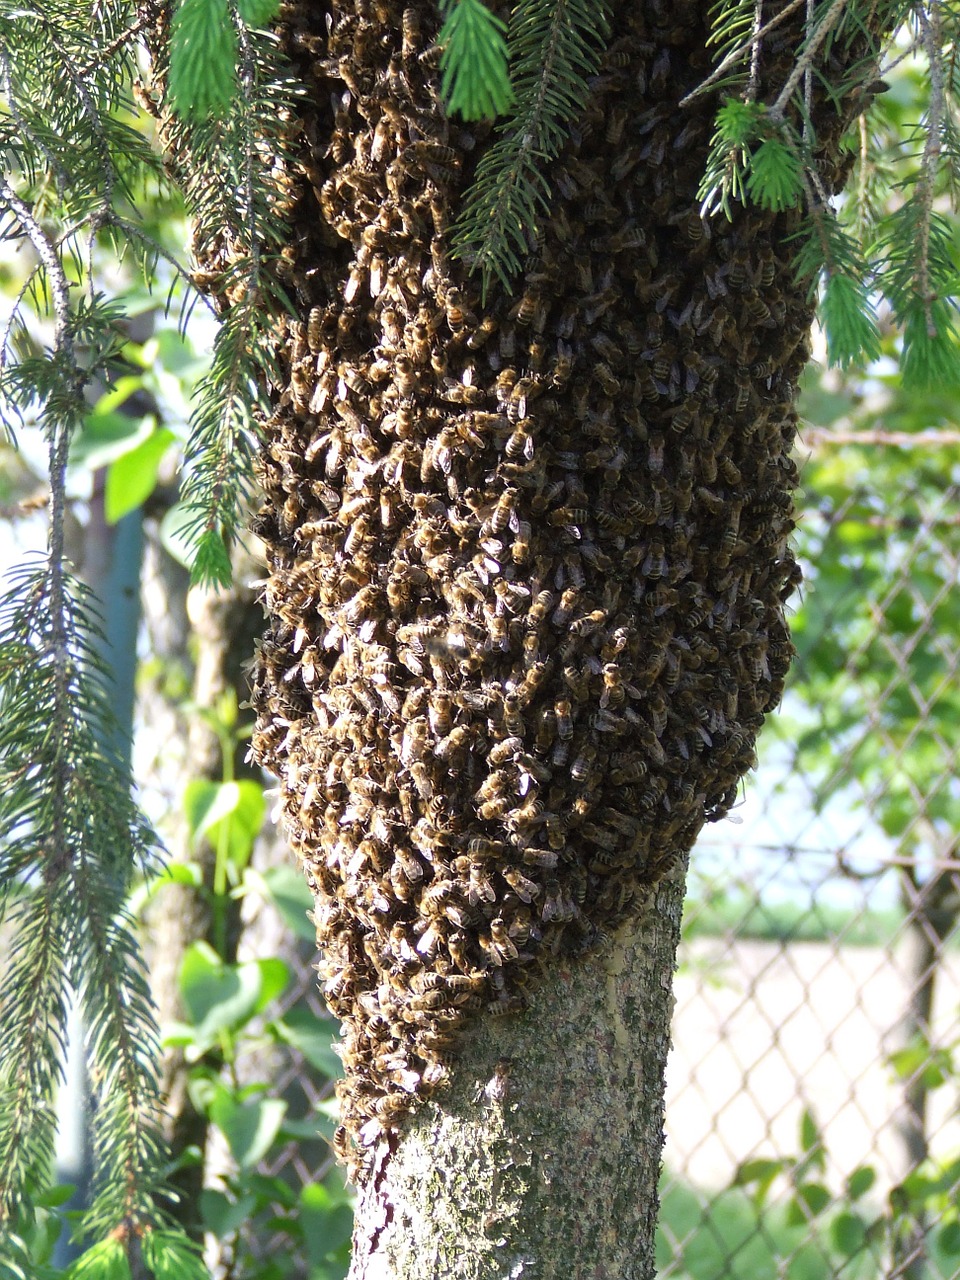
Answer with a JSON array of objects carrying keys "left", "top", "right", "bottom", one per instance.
[{"left": 248, "top": 0, "right": 827, "bottom": 1172}]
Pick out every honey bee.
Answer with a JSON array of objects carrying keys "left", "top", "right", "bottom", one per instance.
[
  {"left": 463, "top": 311, "right": 499, "bottom": 348},
  {"left": 415, "top": 921, "right": 444, "bottom": 959},
  {"left": 400, "top": 717, "right": 430, "bottom": 766},
  {"left": 443, "top": 286, "right": 475, "bottom": 333},
  {"left": 503, "top": 692, "right": 524, "bottom": 736},
  {"left": 570, "top": 743, "right": 597, "bottom": 782},
  {"left": 593, "top": 363, "right": 620, "bottom": 396},
  {"left": 405, "top": 321, "right": 432, "bottom": 365},
  {"left": 493, "top": 578, "right": 530, "bottom": 614},
  {"left": 551, "top": 588, "right": 580, "bottom": 627},
  {"left": 541, "top": 880, "right": 576, "bottom": 923},
  {"left": 611, "top": 756, "right": 648, "bottom": 785},
  {"left": 744, "top": 292, "right": 773, "bottom": 326},
  {"left": 510, "top": 287, "right": 541, "bottom": 328},
  {"left": 344, "top": 515, "right": 372, "bottom": 556},
  {"left": 460, "top": 869, "right": 496, "bottom": 915},
  {"left": 485, "top": 737, "right": 520, "bottom": 766},
  {"left": 642, "top": 540, "right": 666, "bottom": 580},
  {"left": 481, "top": 919, "right": 518, "bottom": 964},
  {"left": 555, "top": 698, "right": 573, "bottom": 741},
  {"left": 501, "top": 867, "right": 539, "bottom": 903},
  {"left": 395, "top": 354, "right": 418, "bottom": 399},
  {"left": 505, "top": 420, "right": 535, "bottom": 461},
  {"left": 401, "top": 6, "right": 420, "bottom": 56},
  {"left": 442, "top": 378, "right": 484, "bottom": 406},
  {"left": 479, "top": 795, "right": 511, "bottom": 821},
  {"left": 436, "top": 724, "right": 474, "bottom": 760},
  {"left": 490, "top": 487, "right": 518, "bottom": 535}
]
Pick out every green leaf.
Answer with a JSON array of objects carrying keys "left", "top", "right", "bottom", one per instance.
[
  {"left": 888, "top": 1037, "right": 953, "bottom": 1089},
  {"left": 200, "top": 1188, "right": 258, "bottom": 1236},
  {"left": 938, "top": 1220, "right": 960, "bottom": 1256},
  {"left": 732, "top": 1157, "right": 787, "bottom": 1205},
  {"left": 799, "top": 1108, "right": 824, "bottom": 1161},
  {"left": 184, "top": 780, "right": 233, "bottom": 840},
  {"left": 273, "top": 1008, "right": 343, "bottom": 1079},
  {"left": 831, "top": 1211, "right": 869, "bottom": 1257},
  {"left": 71, "top": 409, "right": 153, "bottom": 473},
  {"left": 786, "top": 1181, "right": 832, "bottom": 1225},
  {"left": 178, "top": 942, "right": 290, "bottom": 1045},
  {"left": 300, "top": 1182, "right": 355, "bottom": 1263},
  {"left": 846, "top": 1166, "right": 877, "bottom": 1200},
  {"left": 33, "top": 1183, "right": 76, "bottom": 1209},
  {"left": 210, "top": 1094, "right": 287, "bottom": 1169},
  {"left": 258, "top": 864, "right": 316, "bottom": 941},
  {"left": 104, "top": 428, "right": 176, "bottom": 523},
  {"left": 183, "top": 779, "right": 265, "bottom": 868}
]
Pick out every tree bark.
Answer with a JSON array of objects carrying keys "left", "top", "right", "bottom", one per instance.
[
  {"left": 350, "top": 861, "right": 686, "bottom": 1280},
  {"left": 141, "top": 0, "right": 887, "bottom": 1269}
]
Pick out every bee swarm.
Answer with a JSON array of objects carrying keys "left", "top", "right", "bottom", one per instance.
[{"left": 247, "top": 0, "right": 841, "bottom": 1175}]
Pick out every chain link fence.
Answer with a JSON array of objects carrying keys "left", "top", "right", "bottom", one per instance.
[{"left": 233, "top": 432, "right": 960, "bottom": 1279}]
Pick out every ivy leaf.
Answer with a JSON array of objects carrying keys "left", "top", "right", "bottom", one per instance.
[
  {"left": 831, "top": 1211, "right": 869, "bottom": 1257},
  {"left": 846, "top": 1166, "right": 877, "bottom": 1200}
]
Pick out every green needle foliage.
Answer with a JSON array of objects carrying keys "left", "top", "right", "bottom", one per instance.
[
  {"left": 168, "top": 0, "right": 281, "bottom": 121},
  {"left": 168, "top": 0, "right": 240, "bottom": 120},
  {"left": 449, "top": 0, "right": 612, "bottom": 298},
  {"left": 161, "top": 21, "right": 301, "bottom": 587},
  {"left": 695, "top": 0, "right": 960, "bottom": 383},
  {"left": 439, "top": 0, "right": 513, "bottom": 120},
  {"left": 0, "top": 551, "right": 199, "bottom": 1264}
]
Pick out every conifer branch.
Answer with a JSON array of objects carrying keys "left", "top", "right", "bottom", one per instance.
[
  {"left": 768, "top": 0, "right": 850, "bottom": 122},
  {"left": 451, "top": 0, "right": 612, "bottom": 297},
  {"left": 161, "top": 21, "right": 301, "bottom": 583},
  {"left": 914, "top": 0, "right": 944, "bottom": 338},
  {"left": 679, "top": 0, "right": 807, "bottom": 106}
]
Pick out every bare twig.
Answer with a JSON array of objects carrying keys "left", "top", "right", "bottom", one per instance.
[{"left": 679, "top": 0, "right": 806, "bottom": 105}]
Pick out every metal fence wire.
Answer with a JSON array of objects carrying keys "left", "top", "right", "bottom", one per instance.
[{"left": 244, "top": 436, "right": 960, "bottom": 1280}]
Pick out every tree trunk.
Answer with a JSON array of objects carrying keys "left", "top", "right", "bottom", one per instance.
[
  {"left": 350, "top": 861, "right": 686, "bottom": 1280},
  {"left": 143, "top": 0, "right": 882, "bottom": 1268}
]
